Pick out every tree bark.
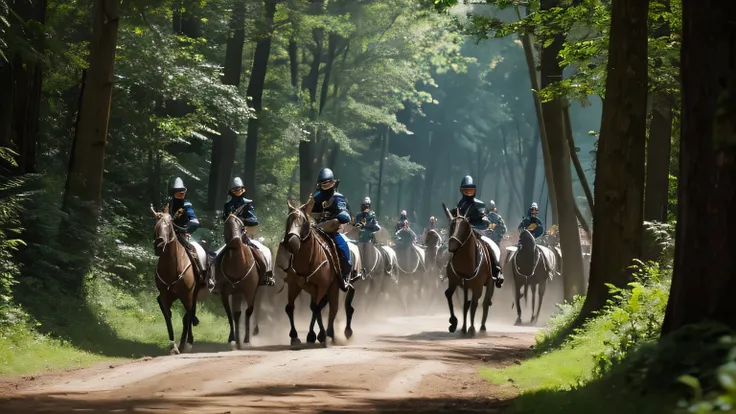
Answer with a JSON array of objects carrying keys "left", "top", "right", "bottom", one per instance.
[
  {"left": 517, "top": 7, "right": 558, "bottom": 223},
  {"left": 644, "top": 93, "right": 673, "bottom": 222},
  {"left": 540, "top": 0, "right": 586, "bottom": 300},
  {"left": 376, "top": 126, "right": 389, "bottom": 217},
  {"left": 563, "top": 105, "right": 594, "bottom": 211},
  {"left": 207, "top": 0, "right": 247, "bottom": 211},
  {"left": 523, "top": 132, "right": 540, "bottom": 208},
  {"left": 298, "top": 0, "right": 325, "bottom": 201},
  {"left": 59, "top": 0, "right": 120, "bottom": 292},
  {"left": 578, "top": 0, "right": 649, "bottom": 319},
  {"left": 661, "top": 0, "right": 736, "bottom": 334},
  {"left": 243, "top": 0, "right": 278, "bottom": 201}
]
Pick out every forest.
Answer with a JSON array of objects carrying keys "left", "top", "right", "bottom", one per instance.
[{"left": 0, "top": 0, "right": 735, "bottom": 412}]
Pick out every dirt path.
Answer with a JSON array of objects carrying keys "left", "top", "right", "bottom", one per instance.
[{"left": 0, "top": 315, "right": 537, "bottom": 413}]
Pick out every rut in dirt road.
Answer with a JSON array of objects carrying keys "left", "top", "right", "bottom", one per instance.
[{"left": 0, "top": 316, "right": 537, "bottom": 413}]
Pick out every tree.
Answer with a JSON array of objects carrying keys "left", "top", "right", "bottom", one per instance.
[
  {"left": 661, "top": 0, "right": 736, "bottom": 334},
  {"left": 59, "top": 0, "right": 121, "bottom": 291},
  {"left": 577, "top": 0, "right": 649, "bottom": 320}
]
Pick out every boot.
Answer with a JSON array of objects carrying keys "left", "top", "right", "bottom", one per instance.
[
  {"left": 337, "top": 254, "right": 353, "bottom": 292},
  {"left": 206, "top": 253, "right": 217, "bottom": 293},
  {"left": 251, "top": 247, "right": 275, "bottom": 286},
  {"left": 493, "top": 265, "right": 504, "bottom": 288}
]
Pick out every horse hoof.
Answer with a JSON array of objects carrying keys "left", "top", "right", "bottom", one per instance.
[
  {"left": 468, "top": 326, "right": 476, "bottom": 336},
  {"left": 307, "top": 331, "right": 317, "bottom": 344},
  {"left": 230, "top": 341, "right": 237, "bottom": 351},
  {"left": 184, "top": 343, "right": 193, "bottom": 353},
  {"left": 514, "top": 318, "right": 522, "bottom": 326},
  {"left": 461, "top": 327, "right": 467, "bottom": 335},
  {"left": 448, "top": 324, "right": 457, "bottom": 333},
  {"left": 290, "top": 338, "right": 302, "bottom": 346},
  {"left": 480, "top": 325, "right": 487, "bottom": 332},
  {"left": 239, "top": 343, "right": 252, "bottom": 350},
  {"left": 253, "top": 325, "right": 260, "bottom": 336},
  {"left": 317, "top": 331, "right": 327, "bottom": 344},
  {"left": 344, "top": 328, "right": 353, "bottom": 340},
  {"left": 170, "top": 347, "right": 180, "bottom": 356},
  {"left": 326, "top": 328, "right": 335, "bottom": 339}
]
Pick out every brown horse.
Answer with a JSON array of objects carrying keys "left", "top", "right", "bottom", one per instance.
[
  {"left": 151, "top": 204, "right": 201, "bottom": 354},
  {"left": 281, "top": 196, "right": 341, "bottom": 346},
  {"left": 441, "top": 203, "right": 501, "bottom": 334},
  {"left": 218, "top": 211, "right": 263, "bottom": 349}
]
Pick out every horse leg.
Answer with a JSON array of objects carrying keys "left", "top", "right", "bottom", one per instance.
[
  {"left": 530, "top": 284, "right": 537, "bottom": 324},
  {"left": 480, "top": 277, "right": 494, "bottom": 332},
  {"left": 186, "top": 291, "right": 198, "bottom": 350},
  {"left": 514, "top": 279, "right": 523, "bottom": 326},
  {"left": 179, "top": 307, "right": 191, "bottom": 353},
  {"left": 307, "top": 306, "right": 319, "bottom": 344},
  {"left": 157, "top": 294, "right": 178, "bottom": 355},
  {"left": 344, "top": 286, "right": 356, "bottom": 340},
  {"left": 445, "top": 276, "right": 458, "bottom": 333},
  {"left": 461, "top": 283, "right": 469, "bottom": 334},
  {"left": 232, "top": 292, "right": 244, "bottom": 350},
  {"left": 535, "top": 281, "right": 547, "bottom": 326},
  {"left": 326, "top": 283, "right": 339, "bottom": 344},
  {"left": 243, "top": 304, "right": 254, "bottom": 348},
  {"left": 315, "top": 293, "right": 329, "bottom": 344},
  {"left": 252, "top": 286, "right": 262, "bottom": 337},
  {"left": 309, "top": 296, "right": 325, "bottom": 345},
  {"left": 220, "top": 293, "right": 236, "bottom": 350},
  {"left": 285, "top": 279, "right": 302, "bottom": 346},
  {"left": 468, "top": 287, "right": 480, "bottom": 336}
]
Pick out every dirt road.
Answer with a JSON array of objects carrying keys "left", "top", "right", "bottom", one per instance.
[{"left": 0, "top": 315, "right": 536, "bottom": 413}]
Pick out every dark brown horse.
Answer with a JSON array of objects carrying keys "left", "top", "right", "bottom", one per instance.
[
  {"left": 441, "top": 203, "right": 501, "bottom": 334},
  {"left": 219, "top": 211, "right": 267, "bottom": 349},
  {"left": 151, "top": 204, "right": 201, "bottom": 354},
  {"left": 280, "top": 196, "right": 342, "bottom": 346},
  {"left": 505, "top": 229, "right": 558, "bottom": 325}
]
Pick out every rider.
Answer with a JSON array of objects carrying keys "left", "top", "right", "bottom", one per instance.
[
  {"left": 454, "top": 175, "right": 503, "bottom": 287},
  {"left": 395, "top": 210, "right": 417, "bottom": 243},
  {"left": 222, "top": 177, "right": 275, "bottom": 287},
  {"left": 487, "top": 200, "right": 507, "bottom": 245},
  {"left": 311, "top": 168, "right": 354, "bottom": 292},
  {"left": 421, "top": 216, "right": 438, "bottom": 245},
  {"left": 353, "top": 197, "right": 381, "bottom": 242},
  {"left": 518, "top": 202, "right": 545, "bottom": 240},
  {"left": 167, "top": 177, "right": 211, "bottom": 287}
]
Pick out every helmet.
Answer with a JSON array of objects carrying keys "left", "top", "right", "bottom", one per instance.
[
  {"left": 317, "top": 168, "right": 335, "bottom": 184},
  {"left": 363, "top": 197, "right": 371, "bottom": 205},
  {"left": 401, "top": 210, "right": 407, "bottom": 216},
  {"left": 530, "top": 202, "right": 539, "bottom": 210},
  {"left": 170, "top": 177, "right": 187, "bottom": 195},
  {"left": 488, "top": 200, "right": 497, "bottom": 210},
  {"left": 230, "top": 177, "right": 244, "bottom": 190},
  {"left": 430, "top": 216, "right": 436, "bottom": 223},
  {"left": 460, "top": 175, "right": 475, "bottom": 189}
]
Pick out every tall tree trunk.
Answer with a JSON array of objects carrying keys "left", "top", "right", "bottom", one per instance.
[
  {"left": 540, "top": 0, "right": 586, "bottom": 300},
  {"left": 59, "top": 0, "right": 120, "bottom": 292},
  {"left": 298, "top": 0, "right": 325, "bottom": 201},
  {"left": 420, "top": 130, "right": 437, "bottom": 222},
  {"left": 523, "top": 133, "right": 540, "bottom": 207},
  {"left": 207, "top": 0, "right": 247, "bottom": 211},
  {"left": 243, "top": 0, "right": 278, "bottom": 201},
  {"left": 563, "top": 105, "right": 594, "bottom": 211},
  {"left": 645, "top": 93, "right": 673, "bottom": 222},
  {"left": 661, "top": 0, "right": 736, "bottom": 334},
  {"left": 578, "top": 0, "right": 649, "bottom": 320},
  {"left": 376, "top": 126, "right": 389, "bottom": 217},
  {"left": 517, "top": 7, "right": 558, "bottom": 223}
]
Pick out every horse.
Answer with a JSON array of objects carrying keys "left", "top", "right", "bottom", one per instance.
[
  {"left": 280, "top": 195, "right": 349, "bottom": 346},
  {"left": 424, "top": 229, "right": 442, "bottom": 279},
  {"left": 441, "top": 203, "right": 502, "bottom": 334},
  {"left": 218, "top": 210, "right": 272, "bottom": 349},
  {"left": 505, "top": 229, "right": 558, "bottom": 325},
  {"left": 355, "top": 232, "right": 398, "bottom": 301},
  {"left": 151, "top": 204, "right": 207, "bottom": 354}
]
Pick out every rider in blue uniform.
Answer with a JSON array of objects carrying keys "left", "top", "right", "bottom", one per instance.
[
  {"left": 167, "top": 177, "right": 211, "bottom": 286},
  {"left": 454, "top": 175, "right": 503, "bottom": 287},
  {"left": 395, "top": 210, "right": 417, "bottom": 244},
  {"left": 518, "top": 202, "right": 545, "bottom": 239},
  {"left": 454, "top": 175, "right": 491, "bottom": 232},
  {"left": 487, "top": 199, "right": 507, "bottom": 245},
  {"left": 354, "top": 197, "right": 381, "bottom": 243},
  {"left": 311, "top": 168, "right": 354, "bottom": 292},
  {"left": 222, "top": 177, "right": 275, "bottom": 286}
]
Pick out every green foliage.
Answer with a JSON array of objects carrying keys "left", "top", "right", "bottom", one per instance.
[
  {"left": 533, "top": 294, "right": 584, "bottom": 354},
  {"left": 0, "top": 148, "right": 26, "bottom": 323}
]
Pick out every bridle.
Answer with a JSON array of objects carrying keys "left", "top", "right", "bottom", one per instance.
[{"left": 448, "top": 215, "right": 484, "bottom": 280}]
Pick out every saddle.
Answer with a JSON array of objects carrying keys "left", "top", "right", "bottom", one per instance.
[
  {"left": 312, "top": 225, "right": 343, "bottom": 279},
  {"left": 176, "top": 233, "right": 210, "bottom": 286}
]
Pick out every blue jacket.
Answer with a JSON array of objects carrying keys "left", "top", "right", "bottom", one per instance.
[
  {"left": 456, "top": 196, "right": 491, "bottom": 230},
  {"left": 354, "top": 210, "right": 381, "bottom": 232},
  {"left": 518, "top": 215, "right": 544, "bottom": 238},
  {"left": 222, "top": 196, "right": 258, "bottom": 227},
  {"left": 312, "top": 189, "right": 351, "bottom": 225},
  {"left": 488, "top": 212, "right": 507, "bottom": 241},
  {"left": 169, "top": 198, "right": 200, "bottom": 233}
]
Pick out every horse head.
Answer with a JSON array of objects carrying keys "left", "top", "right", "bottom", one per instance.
[
  {"left": 152, "top": 204, "right": 175, "bottom": 253},
  {"left": 425, "top": 229, "right": 441, "bottom": 249},
  {"left": 224, "top": 207, "right": 246, "bottom": 248},
  {"left": 519, "top": 229, "right": 536, "bottom": 252},
  {"left": 442, "top": 202, "right": 472, "bottom": 254},
  {"left": 283, "top": 195, "right": 314, "bottom": 254}
]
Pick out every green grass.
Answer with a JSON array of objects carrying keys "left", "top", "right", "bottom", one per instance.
[{"left": 0, "top": 277, "right": 231, "bottom": 376}]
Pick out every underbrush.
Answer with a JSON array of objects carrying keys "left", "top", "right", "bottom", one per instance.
[{"left": 0, "top": 276, "right": 230, "bottom": 376}]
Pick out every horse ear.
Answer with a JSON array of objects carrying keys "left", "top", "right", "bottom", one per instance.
[
  {"left": 441, "top": 203, "right": 452, "bottom": 220},
  {"left": 303, "top": 193, "right": 315, "bottom": 216},
  {"left": 287, "top": 199, "right": 295, "bottom": 210}
]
